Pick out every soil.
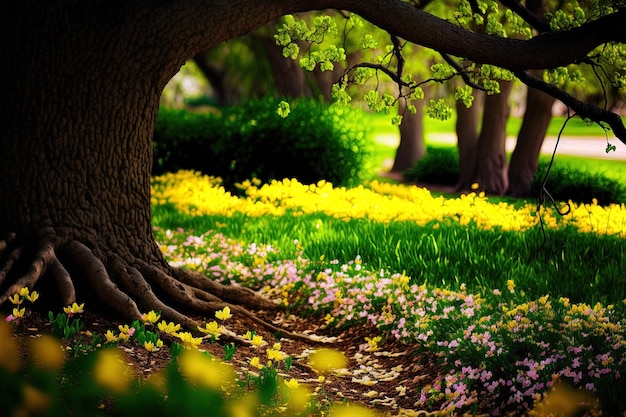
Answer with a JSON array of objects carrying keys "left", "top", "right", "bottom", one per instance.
[{"left": 10, "top": 308, "right": 443, "bottom": 415}]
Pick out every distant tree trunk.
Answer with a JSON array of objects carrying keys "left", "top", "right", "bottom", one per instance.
[
  {"left": 192, "top": 52, "right": 235, "bottom": 105},
  {"left": 507, "top": 79, "right": 556, "bottom": 197},
  {"left": 455, "top": 90, "right": 484, "bottom": 191},
  {"left": 259, "top": 37, "right": 312, "bottom": 98},
  {"left": 467, "top": 81, "right": 514, "bottom": 195},
  {"left": 390, "top": 98, "right": 426, "bottom": 174}
]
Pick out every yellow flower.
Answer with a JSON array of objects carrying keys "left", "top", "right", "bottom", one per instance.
[
  {"left": 29, "top": 335, "right": 66, "bottom": 370},
  {"left": 63, "top": 302, "right": 84, "bottom": 317},
  {"left": 178, "top": 349, "right": 235, "bottom": 390},
  {"left": 249, "top": 356, "right": 263, "bottom": 369},
  {"left": 284, "top": 378, "right": 299, "bottom": 389},
  {"left": 26, "top": 291, "right": 39, "bottom": 303},
  {"left": 266, "top": 348, "right": 286, "bottom": 362},
  {"left": 93, "top": 349, "right": 132, "bottom": 393},
  {"left": 18, "top": 288, "right": 30, "bottom": 297},
  {"left": 309, "top": 349, "right": 347, "bottom": 375},
  {"left": 329, "top": 403, "right": 377, "bottom": 417},
  {"left": 324, "top": 314, "right": 335, "bottom": 325},
  {"left": 104, "top": 330, "right": 119, "bottom": 343},
  {"left": 365, "top": 336, "right": 382, "bottom": 352},
  {"left": 242, "top": 331, "right": 254, "bottom": 340},
  {"left": 177, "top": 331, "right": 203, "bottom": 349},
  {"left": 141, "top": 311, "right": 161, "bottom": 325},
  {"left": 157, "top": 320, "right": 181, "bottom": 335},
  {"left": 198, "top": 321, "right": 224, "bottom": 339},
  {"left": 8, "top": 293, "right": 21, "bottom": 305},
  {"left": 251, "top": 335, "right": 265, "bottom": 348},
  {"left": 471, "top": 183, "right": 480, "bottom": 190},
  {"left": 0, "top": 319, "right": 21, "bottom": 372},
  {"left": 215, "top": 306, "right": 233, "bottom": 321},
  {"left": 144, "top": 339, "right": 164, "bottom": 352},
  {"left": 12, "top": 307, "right": 25, "bottom": 319},
  {"left": 507, "top": 280, "right": 515, "bottom": 294}
]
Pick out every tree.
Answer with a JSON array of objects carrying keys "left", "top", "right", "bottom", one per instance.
[{"left": 2, "top": 0, "right": 625, "bottom": 329}]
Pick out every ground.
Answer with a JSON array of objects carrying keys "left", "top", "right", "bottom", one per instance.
[{"left": 11, "top": 306, "right": 442, "bottom": 415}]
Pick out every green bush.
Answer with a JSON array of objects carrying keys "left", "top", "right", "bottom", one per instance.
[
  {"left": 404, "top": 146, "right": 626, "bottom": 204},
  {"left": 153, "top": 97, "right": 370, "bottom": 190},
  {"left": 531, "top": 160, "right": 626, "bottom": 205},
  {"left": 403, "top": 146, "right": 459, "bottom": 186}
]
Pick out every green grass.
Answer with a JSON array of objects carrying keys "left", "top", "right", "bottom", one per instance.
[{"left": 152, "top": 205, "right": 626, "bottom": 307}]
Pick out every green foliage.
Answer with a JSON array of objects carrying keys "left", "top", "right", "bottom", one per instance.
[
  {"left": 425, "top": 99, "right": 453, "bottom": 120},
  {"left": 48, "top": 311, "right": 83, "bottom": 340},
  {"left": 153, "top": 97, "right": 371, "bottom": 190},
  {"left": 531, "top": 160, "right": 626, "bottom": 205},
  {"left": 403, "top": 146, "right": 626, "bottom": 205},
  {"left": 403, "top": 146, "right": 460, "bottom": 185}
]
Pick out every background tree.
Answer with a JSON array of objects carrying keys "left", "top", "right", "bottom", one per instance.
[{"left": 1, "top": 0, "right": 625, "bottom": 328}]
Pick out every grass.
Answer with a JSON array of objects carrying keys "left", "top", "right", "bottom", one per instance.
[
  {"left": 148, "top": 171, "right": 626, "bottom": 415},
  {"left": 3, "top": 111, "right": 626, "bottom": 416}
]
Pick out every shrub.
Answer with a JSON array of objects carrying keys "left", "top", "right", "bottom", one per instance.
[
  {"left": 531, "top": 160, "right": 626, "bottom": 205},
  {"left": 404, "top": 146, "right": 626, "bottom": 204},
  {"left": 403, "top": 146, "right": 459, "bottom": 186},
  {"left": 153, "top": 97, "right": 370, "bottom": 190}
]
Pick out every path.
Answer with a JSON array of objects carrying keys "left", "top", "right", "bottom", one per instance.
[{"left": 375, "top": 132, "right": 626, "bottom": 161}]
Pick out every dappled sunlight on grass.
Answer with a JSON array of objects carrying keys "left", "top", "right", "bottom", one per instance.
[
  {"left": 155, "top": 227, "right": 626, "bottom": 416},
  {"left": 152, "top": 171, "right": 626, "bottom": 237}
]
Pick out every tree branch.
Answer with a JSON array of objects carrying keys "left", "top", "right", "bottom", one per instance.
[
  {"left": 440, "top": 53, "right": 485, "bottom": 91},
  {"left": 514, "top": 70, "right": 626, "bottom": 144},
  {"left": 497, "top": 0, "right": 551, "bottom": 33},
  {"left": 157, "top": 0, "right": 626, "bottom": 71}
]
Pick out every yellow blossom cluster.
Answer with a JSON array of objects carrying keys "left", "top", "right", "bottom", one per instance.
[{"left": 151, "top": 171, "right": 626, "bottom": 237}]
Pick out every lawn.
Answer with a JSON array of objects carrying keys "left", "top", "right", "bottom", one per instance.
[
  {"left": 149, "top": 168, "right": 626, "bottom": 416},
  {"left": 3, "top": 113, "right": 626, "bottom": 416}
]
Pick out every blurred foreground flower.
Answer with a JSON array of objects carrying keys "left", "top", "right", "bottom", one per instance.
[
  {"left": 308, "top": 348, "right": 347, "bottom": 375},
  {"left": 93, "top": 349, "right": 133, "bottom": 393},
  {"left": 178, "top": 349, "right": 235, "bottom": 390},
  {"left": 29, "top": 335, "right": 66, "bottom": 370}
]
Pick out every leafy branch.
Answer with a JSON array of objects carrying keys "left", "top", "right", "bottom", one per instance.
[{"left": 514, "top": 69, "right": 626, "bottom": 145}]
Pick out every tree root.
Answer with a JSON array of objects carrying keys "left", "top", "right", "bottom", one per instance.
[{"left": 0, "top": 230, "right": 325, "bottom": 344}]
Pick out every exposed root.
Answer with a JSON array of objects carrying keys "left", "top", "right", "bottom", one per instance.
[
  {"left": 64, "top": 240, "right": 143, "bottom": 321},
  {"left": 0, "top": 229, "right": 329, "bottom": 345},
  {"left": 49, "top": 257, "right": 75, "bottom": 306},
  {"left": 172, "top": 268, "right": 280, "bottom": 311},
  {"left": 0, "top": 232, "right": 16, "bottom": 253}
]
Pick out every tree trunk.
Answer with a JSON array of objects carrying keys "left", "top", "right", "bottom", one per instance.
[
  {"left": 455, "top": 90, "right": 484, "bottom": 191},
  {"left": 507, "top": 80, "right": 556, "bottom": 197},
  {"left": 468, "top": 81, "right": 514, "bottom": 195},
  {"left": 0, "top": 2, "right": 282, "bottom": 332},
  {"left": 390, "top": 99, "right": 426, "bottom": 174}
]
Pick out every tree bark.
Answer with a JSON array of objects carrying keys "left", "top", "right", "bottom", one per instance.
[
  {"left": 390, "top": 99, "right": 426, "bottom": 174},
  {"left": 468, "top": 81, "right": 514, "bottom": 195},
  {"left": 507, "top": 80, "right": 556, "bottom": 197},
  {"left": 0, "top": 1, "right": 282, "bottom": 330},
  {"left": 455, "top": 90, "right": 484, "bottom": 191}
]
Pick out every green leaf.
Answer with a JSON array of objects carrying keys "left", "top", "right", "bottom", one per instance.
[{"left": 277, "top": 101, "right": 291, "bottom": 118}]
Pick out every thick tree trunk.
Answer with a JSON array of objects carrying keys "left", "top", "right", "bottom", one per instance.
[
  {"left": 455, "top": 90, "right": 484, "bottom": 191},
  {"left": 0, "top": 2, "right": 282, "bottom": 333},
  {"left": 468, "top": 81, "right": 514, "bottom": 195},
  {"left": 507, "top": 81, "right": 556, "bottom": 197},
  {"left": 390, "top": 99, "right": 426, "bottom": 174}
]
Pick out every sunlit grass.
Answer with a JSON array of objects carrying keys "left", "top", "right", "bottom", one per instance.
[{"left": 148, "top": 169, "right": 626, "bottom": 415}]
